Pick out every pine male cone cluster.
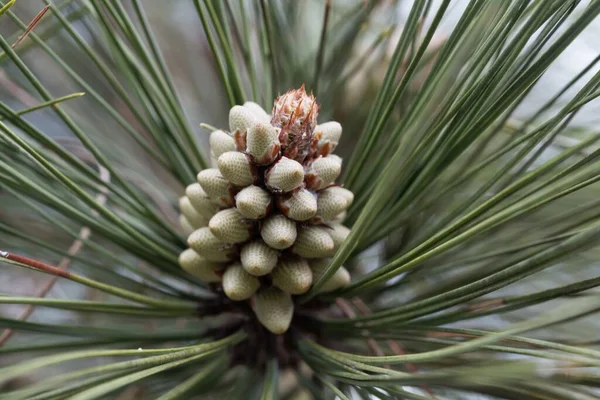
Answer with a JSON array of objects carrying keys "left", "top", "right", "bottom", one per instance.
[{"left": 178, "top": 87, "right": 353, "bottom": 334}]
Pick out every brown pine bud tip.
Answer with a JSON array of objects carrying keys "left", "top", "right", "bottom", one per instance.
[
  {"left": 240, "top": 240, "right": 278, "bottom": 276},
  {"left": 315, "top": 188, "right": 350, "bottom": 222},
  {"left": 185, "top": 183, "right": 216, "bottom": 219},
  {"left": 222, "top": 263, "right": 260, "bottom": 301},
  {"left": 314, "top": 121, "right": 342, "bottom": 156},
  {"left": 261, "top": 214, "right": 297, "bottom": 250},
  {"left": 310, "top": 259, "right": 351, "bottom": 293},
  {"left": 178, "top": 248, "right": 223, "bottom": 283},
  {"left": 305, "top": 155, "right": 342, "bottom": 190},
  {"left": 209, "top": 208, "right": 253, "bottom": 243},
  {"left": 187, "top": 227, "right": 236, "bottom": 262},
  {"left": 229, "top": 105, "right": 257, "bottom": 134},
  {"left": 272, "top": 257, "right": 313, "bottom": 294},
  {"left": 265, "top": 157, "right": 305, "bottom": 192},
  {"left": 328, "top": 224, "right": 351, "bottom": 249},
  {"left": 246, "top": 122, "right": 280, "bottom": 165},
  {"left": 253, "top": 287, "right": 294, "bottom": 334},
  {"left": 292, "top": 226, "right": 335, "bottom": 258},
  {"left": 243, "top": 101, "right": 271, "bottom": 123},
  {"left": 179, "top": 196, "right": 209, "bottom": 229},
  {"left": 277, "top": 188, "right": 317, "bottom": 221},
  {"left": 179, "top": 215, "right": 195, "bottom": 236},
  {"left": 210, "top": 130, "right": 237, "bottom": 158},
  {"left": 217, "top": 151, "right": 256, "bottom": 187},
  {"left": 271, "top": 86, "right": 319, "bottom": 159},
  {"left": 197, "top": 169, "right": 234, "bottom": 207},
  {"left": 235, "top": 185, "right": 272, "bottom": 219}
]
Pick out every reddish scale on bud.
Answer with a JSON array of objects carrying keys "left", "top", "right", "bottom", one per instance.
[{"left": 270, "top": 85, "right": 319, "bottom": 163}]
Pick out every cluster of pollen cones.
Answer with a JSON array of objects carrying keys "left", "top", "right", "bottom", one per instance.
[{"left": 178, "top": 87, "right": 353, "bottom": 334}]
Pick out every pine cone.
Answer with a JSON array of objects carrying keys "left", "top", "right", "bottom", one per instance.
[{"left": 179, "top": 88, "right": 353, "bottom": 334}]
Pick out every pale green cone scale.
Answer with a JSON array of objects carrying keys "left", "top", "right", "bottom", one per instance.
[
  {"left": 209, "top": 208, "right": 253, "bottom": 243},
  {"left": 217, "top": 151, "right": 256, "bottom": 187},
  {"left": 222, "top": 263, "right": 260, "bottom": 301},
  {"left": 229, "top": 105, "right": 257, "bottom": 134},
  {"left": 265, "top": 157, "right": 304, "bottom": 192},
  {"left": 179, "top": 215, "right": 195, "bottom": 236},
  {"left": 271, "top": 257, "right": 312, "bottom": 294},
  {"left": 292, "top": 226, "right": 335, "bottom": 258},
  {"left": 246, "top": 122, "right": 280, "bottom": 165},
  {"left": 327, "top": 224, "right": 351, "bottom": 250},
  {"left": 315, "top": 188, "right": 350, "bottom": 222},
  {"left": 185, "top": 183, "right": 217, "bottom": 219},
  {"left": 179, "top": 196, "right": 209, "bottom": 229},
  {"left": 277, "top": 188, "right": 317, "bottom": 221},
  {"left": 235, "top": 185, "right": 272, "bottom": 219},
  {"left": 261, "top": 214, "right": 297, "bottom": 250},
  {"left": 305, "top": 155, "right": 342, "bottom": 190},
  {"left": 314, "top": 121, "right": 342, "bottom": 156},
  {"left": 188, "top": 227, "right": 237, "bottom": 262},
  {"left": 178, "top": 249, "right": 223, "bottom": 283},
  {"left": 310, "top": 259, "right": 351, "bottom": 293},
  {"left": 210, "top": 130, "right": 237, "bottom": 158},
  {"left": 240, "top": 240, "right": 278, "bottom": 276},
  {"left": 252, "top": 287, "right": 294, "bottom": 335},
  {"left": 197, "top": 168, "right": 234, "bottom": 207},
  {"left": 243, "top": 101, "right": 271, "bottom": 123}
]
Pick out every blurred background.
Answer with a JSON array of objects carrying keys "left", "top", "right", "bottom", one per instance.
[{"left": 2, "top": 0, "right": 600, "bottom": 393}]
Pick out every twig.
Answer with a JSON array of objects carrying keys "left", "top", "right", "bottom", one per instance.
[
  {"left": 351, "top": 298, "right": 437, "bottom": 399},
  {"left": 11, "top": 5, "right": 51, "bottom": 49},
  {"left": 335, "top": 298, "right": 385, "bottom": 358},
  {"left": 0, "top": 166, "right": 110, "bottom": 346}
]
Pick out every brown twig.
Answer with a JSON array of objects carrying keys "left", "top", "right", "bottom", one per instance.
[
  {"left": 11, "top": 5, "right": 51, "bottom": 49},
  {"left": 0, "top": 167, "right": 110, "bottom": 346},
  {"left": 351, "top": 298, "right": 437, "bottom": 399},
  {"left": 335, "top": 298, "right": 385, "bottom": 358}
]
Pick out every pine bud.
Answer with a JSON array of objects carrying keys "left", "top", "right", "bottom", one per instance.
[
  {"left": 314, "top": 121, "right": 342, "bottom": 156},
  {"left": 217, "top": 151, "right": 256, "bottom": 187},
  {"left": 209, "top": 208, "right": 253, "bottom": 243},
  {"left": 240, "top": 240, "right": 278, "bottom": 276},
  {"left": 331, "top": 211, "right": 347, "bottom": 223},
  {"left": 292, "top": 226, "right": 335, "bottom": 258},
  {"left": 253, "top": 287, "right": 294, "bottom": 334},
  {"left": 188, "top": 227, "right": 236, "bottom": 262},
  {"left": 210, "top": 130, "right": 237, "bottom": 158},
  {"left": 277, "top": 188, "right": 317, "bottom": 221},
  {"left": 185, "top": 183, "right": 216, "bottom": 219},
  {"left": 315, "top": 188, "right": 350, "bottom": 222},
  {"left": 222, "top": 263, "right": 260, "bottom": 301},
  {"left": 246, "top": 122, "right": 280, "bottom": 165},
  {"left": 243, "top": 101, "right": 271, "bottom": 123},
  {"left": 328, "top": 224, "right": 351, "bottom": 250},
  {"left": 325, "top": 186, "right": 354, "bottom": 208},
  {"left": 179, "top": 215, "right": 195, "bottom": 236},
  {"left": 229, "top": 105, "right": 256, "bottom": 134},
  {"left": 261, "top": 214, "right": 297, "bottom": 249},
  {"left": 178, "top": 248, "right": 223, "bottom": 283},
  {"left": 271, "top": 257, "right": 312, "bottom": 294},
  {"left": 271, "top": 86, "right": 318, "bottom": 162},
  {"left": 179, "top": 196, "right": 208, "bottom": 229},
  {"left": 310, "top": 259, "right": 351, "bottom": 293},
  {"left": 265, "top": 157, "right": 305, "bottom": 192},
  {"left": 197, "top": 169, "right": 234, "bottom": 207},
  {"left": 305, "top": 155, "right": 342, "bottom": 190},
  {"left": 235, "top": 185, "right": 272, "bottom": 219}
]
